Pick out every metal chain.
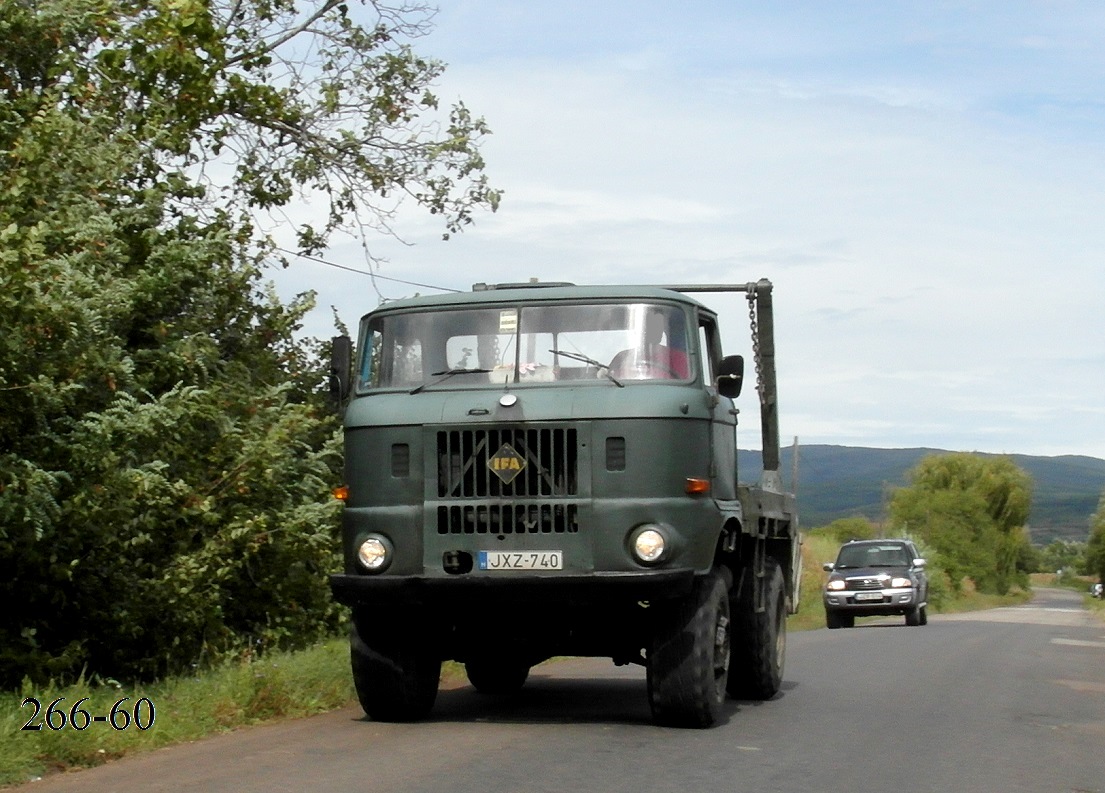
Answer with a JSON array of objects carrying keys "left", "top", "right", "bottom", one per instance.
[{"left": 747, "top": 290, "right": 764, "bottom": 400}]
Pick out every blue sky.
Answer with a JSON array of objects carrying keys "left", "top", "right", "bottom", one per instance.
[{"left": 274, "top": 1, "right": 1105, "bottom": 458}]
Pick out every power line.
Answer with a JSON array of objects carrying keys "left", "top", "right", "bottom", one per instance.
[{"left": 273, "top": 247, "right": 461, "bottom": 293}]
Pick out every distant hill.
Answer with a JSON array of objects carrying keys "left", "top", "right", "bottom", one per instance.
[{"left": 738, "top": 445, "right": 1105, "bottom": 544}]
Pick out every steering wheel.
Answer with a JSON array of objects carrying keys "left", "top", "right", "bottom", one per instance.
[{"left": 611, "top": 352, "right": 680, "bottom": 379}]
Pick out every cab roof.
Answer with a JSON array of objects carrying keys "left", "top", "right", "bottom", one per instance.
[{"left": 363, "top": 283, "right": 715, "bottom": 319}]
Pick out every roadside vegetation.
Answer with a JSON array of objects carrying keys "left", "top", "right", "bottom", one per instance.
[{"left": 1, "top": 0, "right": 498, "bottom": 694}]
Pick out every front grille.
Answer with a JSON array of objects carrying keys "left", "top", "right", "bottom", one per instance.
[
  {"left": 437, "top": 503, "right": 579, "bottom": 535},
  {"left": 436, "top": 428, "right": 578, "bottom": 498},
  {"left": 847, "top": 577, "right": 885, "bottom": 591}
]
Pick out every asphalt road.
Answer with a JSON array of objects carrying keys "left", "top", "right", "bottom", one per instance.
[{"left": 24, "top": 588, "right": 1105, "bottom": 793}]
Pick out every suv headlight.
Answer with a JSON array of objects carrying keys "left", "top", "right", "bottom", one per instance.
[
  {"left": 826, "top": 579, "right": 846, "bottom": 591},
  {"left": 890, "top": 576, "right": 913, "bottom": 588}
]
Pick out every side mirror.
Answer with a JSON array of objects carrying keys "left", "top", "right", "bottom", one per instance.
[
  {"left": 913, "top": 558, "right": 926, "bottom": 569},
  {"left": 329, "top": 335, "right": 353, "bottom": 409},
  {"left": 822, "top": 562, "right": 835, "bottom": 572},
  {"left": 716, "top": 354, "right": 744, "bottom": 398}
]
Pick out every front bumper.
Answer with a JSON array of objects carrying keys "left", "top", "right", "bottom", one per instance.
[
  {"left": 823, "top": 587, "right": 919, "bottom": 614},
  {"left": 330, "top": 568, "right": 697, "bottom": 610}
]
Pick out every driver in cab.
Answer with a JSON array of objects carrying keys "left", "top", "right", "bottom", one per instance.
[{"left": 609, "top": 309, "right": 690, "bottom": 380}]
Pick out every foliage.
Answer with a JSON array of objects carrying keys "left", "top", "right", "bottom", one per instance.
[
  {"left": 1034, "top": 539, "right": 1086, "bottom": 575},
  {"left": 0, "top": 1, "right": 496, "bottom": 686},
  {"left": 887, "top": 453, "right": 1034, "bottom": 595},
  {"left": 810, "top": 516, "right": 879, "bottom": 545},
  {"left": 0, "top": 0, "right": 499, "bottom": 250},
  {"left": 1085, "top": 493, "right": 1105, "bottom": 583}
]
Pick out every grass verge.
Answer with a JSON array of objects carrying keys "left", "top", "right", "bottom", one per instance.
[
  {"left": 0, "top": 540, "right": 1046, "bottom": 787},
  {"left": 3, "top": 640, "right": 354, "bottom": 787}
]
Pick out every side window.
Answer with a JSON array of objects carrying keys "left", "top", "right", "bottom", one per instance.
[{"left": 697, "top": 315, "right": 721, "bottom": 383}]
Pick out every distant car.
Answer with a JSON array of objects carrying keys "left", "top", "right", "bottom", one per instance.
[
  {"left": 1092, "top": 583, "right": 1103, "bottom": 599},
  {"left": 823, "top": 539, "right": 929, "bottom": 628}
]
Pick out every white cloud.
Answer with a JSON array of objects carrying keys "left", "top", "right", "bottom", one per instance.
[{"left": 271, "top": 1, "right": 1105, "bottom": 458}]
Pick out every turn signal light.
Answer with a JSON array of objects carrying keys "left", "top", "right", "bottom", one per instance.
[
  {"left": 685, "top": 477, "right": 710, "bottom": 495},
  {"left": 332, "top": 485, "right": 349, "bottom": 502}
]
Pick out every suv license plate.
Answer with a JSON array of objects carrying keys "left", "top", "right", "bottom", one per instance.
[
  {"left": 478, "top": 551, "right": 563, "bottom": 571},
  {"left": 854, "top": 592, "right": 884, "bottom": 601}
]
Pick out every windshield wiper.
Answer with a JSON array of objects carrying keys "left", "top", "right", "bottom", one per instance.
[
  {"left": 409, "top": 367, "right": 492, "bottom": 395},
  {"left": 549, "top": 350, "right": 623, "bottom": 387}
]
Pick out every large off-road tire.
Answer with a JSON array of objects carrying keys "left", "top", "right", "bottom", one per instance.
[
  {"left": 727, "top": 558, "right": 786, "bottom": 700},
  {"left": 646, "top": 570, "right": 731, "bottom": 728},
  {"left": 350, "top": 619, "right": 441, "bottom": 722},
  {"left": 465, "top": 656, "right": 530, "bottom": 695}
]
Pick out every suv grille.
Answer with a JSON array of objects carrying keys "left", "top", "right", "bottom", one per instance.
[{"left": 848, "top": 577, "right": 886, "bottom": 591}]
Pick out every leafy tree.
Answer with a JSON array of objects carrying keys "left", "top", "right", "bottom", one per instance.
[
  {"left": 0, "top": 0, "right": 497, "bottom": 686},
  {"left": 814, "top": 516, "right": 878, "bottom": 545},
  {"left": 888, "top": 453, "right": 1033, "bottom": 594},
  {"left": 1036, "top": 539, "right": 1086, "bottom": 575},
  {"left": 1086, "top": 494, "right": 1105, "bottom": 583}
]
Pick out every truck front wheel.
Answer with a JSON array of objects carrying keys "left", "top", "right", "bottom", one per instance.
[
  {"left": 350, "top": 618, "right": 441, "bottom": 722},
  {"left": 728, "top": 558, "right": 786, "bottom": 700},
  {"left": 646, "top": 570, "right": 731, "bottom": 728}
]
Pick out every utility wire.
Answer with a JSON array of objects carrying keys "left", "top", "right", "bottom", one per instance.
[{"left": 273, "top": 247, "right": 461, "bottom": 293}]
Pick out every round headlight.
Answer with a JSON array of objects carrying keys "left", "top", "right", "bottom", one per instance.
[
  {"left": 632, "top": 526, "right": 667, "bottom": 564},
  {"left": 357, "top": 536, "right": 392, "bottom": 572}
]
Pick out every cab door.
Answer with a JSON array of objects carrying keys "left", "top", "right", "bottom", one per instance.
[{"left": 698, "top": 313, "right": 738, "bottom": 501}]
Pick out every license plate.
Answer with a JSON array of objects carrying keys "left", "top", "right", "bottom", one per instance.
[
  {"left": 478, "top": 551, "right": 563, "bottom": 571},
  {"left": 854, "top": 592, "right": 884, "bottom": 602}
]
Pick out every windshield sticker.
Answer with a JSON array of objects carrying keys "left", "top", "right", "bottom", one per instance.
[{"left": 498, "top": 309, "right": 518, "bottom": 333}]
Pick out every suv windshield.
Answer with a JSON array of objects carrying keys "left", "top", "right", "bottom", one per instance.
[
  {"left": 357, "top": 302, "right": 692, "bottom": 391},
  {"left": 835, "top": 543, "right": 912, "bottom": 569}
]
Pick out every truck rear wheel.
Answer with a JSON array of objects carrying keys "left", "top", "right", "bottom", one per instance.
[
  {"left": 350, "top": 618, "right": 441, "bottom": 722},
  {"left": 465, "top": 656, "right": 530, "bottom": 695},
  {"left": 728, "top": 558, "right": 786, "bottom": 700},
  {"left": 646, "top": 570, "right": 730, "bottom": 728}
]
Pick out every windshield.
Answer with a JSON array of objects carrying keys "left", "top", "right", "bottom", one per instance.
[
  {"left": 357, "top": 302, "right": 692, "bottom": 391},
  {"left": 835, "top": 544, "right": 912, "bottom": 569}
]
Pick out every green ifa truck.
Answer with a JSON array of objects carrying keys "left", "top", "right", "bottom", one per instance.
[{"left": 328, "top": 279, "right": 800, "bottom": 728}]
